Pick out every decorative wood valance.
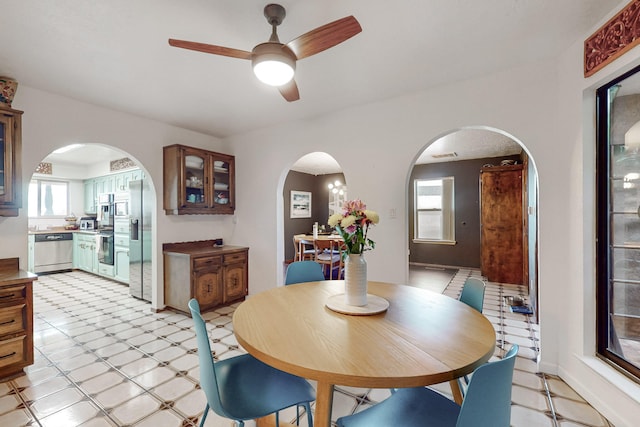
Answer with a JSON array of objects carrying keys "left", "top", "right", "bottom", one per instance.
[{"left": 585, "top": 0, "right": 640, "bottom": 77}]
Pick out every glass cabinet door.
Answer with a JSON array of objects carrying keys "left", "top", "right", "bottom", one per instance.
[
  {"left": 184, "top": 153, "right": 206, "bottom": 206},
  {"left": 213, "top": 159, "right": 230, "bottom": 207}
]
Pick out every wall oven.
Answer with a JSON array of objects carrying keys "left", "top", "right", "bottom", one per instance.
[
  {"left": 114, "top": 193, "right": 129, "bottom": 218},
  {"left": 97, "top": 232, "right": 114, "bottom": 266}
]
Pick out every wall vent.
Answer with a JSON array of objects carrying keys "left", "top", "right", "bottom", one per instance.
[{"left": 431, "top": 152, "right": 458, "bottom": 159}]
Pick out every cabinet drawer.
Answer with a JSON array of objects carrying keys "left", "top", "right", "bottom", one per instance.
[
  {"left": 193, "top": 256, "right": 222, "bottom": 271},
  {"left": 0, "top": 304, "right": 26, "bottom": 336},
  {"left": 114, "top": 221, "right": 129, "bottom": 234},
  {"left": 0, "top": 285, "right": 26, "bottom": 303},
  {"left": 223, "top": 253, "right": 246, "bottom": 264},
  {"left": 114, "top": 235, "right": 129, "bottom": 247},
  {"left": 0, "top": 335, "right": 27, "bottom": 369}
]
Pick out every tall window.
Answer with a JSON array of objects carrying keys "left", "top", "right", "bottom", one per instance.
[
  {"left": 414, "top": 177, "right": 455, "bottom": 243},
  {"left": 596, "top": 63, "right": 640, "bottom": 380},
  {"left": 28, "top": 180, "right": 69, "bottom": 217}
]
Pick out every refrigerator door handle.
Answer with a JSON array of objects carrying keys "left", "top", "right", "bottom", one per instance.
[{"left": 131, "top": 219, "right": 139, "bottom": 241}]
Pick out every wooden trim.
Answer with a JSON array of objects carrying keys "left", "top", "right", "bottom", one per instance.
[
  {"left": 0, "top": 258, "right": 19, "bottom": 272},
  {"left": 585, "top": 0, "right": 640, "bottom": 77}
]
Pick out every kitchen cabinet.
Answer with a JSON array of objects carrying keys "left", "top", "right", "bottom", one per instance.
[
  {"left": 83, "top": 179, "right": 97, "bottom": 214},
  {"left": 163, "top": 144, "right": 235, "bottom": 215},
  {"left": 0, "top": 106, "right": 23, "bottom": 217},
  {"left": 113, "top": 218, "right": 129, "bottom": 283},
  {"left": 0, "top": 258, "right": 36, "bottom": 380},
  {"left": 114, "top": 246, "right": 129, "bottom": 283},
  {"left": 114, "top": 169, "right": 143, "bottom": 193},
  {"left": 480, "top": 164, "right": 527, "bottom": 285},
  {"left": 74, "top": 232, "right": 98, "bottom": 274},
  {"left": 163, "top": 241, "right": 248, "bottom": 313},
  {"left": 84, "top": 169, "right": 143, "bottom": 214}
]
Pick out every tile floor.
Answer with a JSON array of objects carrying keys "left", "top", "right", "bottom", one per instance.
[{"left": 0, "top": 269, "right": 615, "bottom": 426}]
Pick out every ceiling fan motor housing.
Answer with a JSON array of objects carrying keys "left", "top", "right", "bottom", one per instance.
[{"left": 252, "top": 42, "right": 296, "bottom": 86}]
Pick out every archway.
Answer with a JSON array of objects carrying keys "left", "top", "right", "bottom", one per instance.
[
  {"left": 280, "top": 152, "right": 346, "bottom": 283},
  {"left": 27, "top": 143, "right": 157, "bottom": 305},
  {"left": 407, "top": 127, "right": 539, "bottom": 315}
]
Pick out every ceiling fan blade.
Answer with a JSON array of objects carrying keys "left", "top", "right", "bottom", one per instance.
[
  {"left": 278, "top": 79, "right": 300, "bottom": 102},
  {"left": 168, "top": 39, "right": 252, "bottom": 60},
  {"left": 286, "top": 16, "right": 362, "bottom": 60}
]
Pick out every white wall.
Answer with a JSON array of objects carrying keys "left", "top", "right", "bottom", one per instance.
[
  {"left": 226, "top": 32, "right": 639, "bottom": 425},
  {"left": 3, "top": 86, "right": 235, "bottom": 310},
  {"left": 2, "top": 2, "right": 639, "bottom": 421},
  {"left": 549, "top": 6, "right": 640, "bottom": 425}
]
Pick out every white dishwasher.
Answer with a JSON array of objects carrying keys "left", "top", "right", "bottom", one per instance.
[{"left": 33, "top": 232, "right": 74, "bottom": 273}]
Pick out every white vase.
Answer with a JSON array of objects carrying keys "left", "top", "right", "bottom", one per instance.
[{"left": 345, "top": 253, "right": 367, "bottom": 306}]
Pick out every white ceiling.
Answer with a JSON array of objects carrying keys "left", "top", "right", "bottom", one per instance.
[{"left": 3, "top": 0, "right": 622, "bottom": 171}]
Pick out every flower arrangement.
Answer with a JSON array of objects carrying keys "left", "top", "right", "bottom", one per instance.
[{"left": 328, "top": 199, "right": 380, "bottom": 255}]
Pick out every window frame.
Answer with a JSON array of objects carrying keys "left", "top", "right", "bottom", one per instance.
[
  {"left": 595, "top": 63, "right": 640, "bottom": 382},
  {"left": 413, "top": 177, "right": 456, "bottom": 245},
  {"left": 28, "top": 178, "right": 70, "bottom": 218}
]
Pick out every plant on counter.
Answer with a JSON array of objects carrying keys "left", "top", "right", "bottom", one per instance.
[{"left": 328, "top": 199, "right": 379, "bottom": 255}]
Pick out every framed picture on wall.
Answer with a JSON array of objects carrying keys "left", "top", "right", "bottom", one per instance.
[{"left": 291, "top": 190, "right": 312, "bottom": 218}]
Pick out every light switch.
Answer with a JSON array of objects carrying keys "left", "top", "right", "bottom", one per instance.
[{"left": 389, "top": 208, "right": 397, "bottom": 219}]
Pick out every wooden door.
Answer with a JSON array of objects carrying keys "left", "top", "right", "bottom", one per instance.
[{"left": 480, "top": 165, "right": 524, "bottom": 285}]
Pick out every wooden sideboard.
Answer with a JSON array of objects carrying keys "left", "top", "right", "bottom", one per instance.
[
  {"left": 163, "top": 241, "right": 248, "bottom": 314},
  {"left": 0, "top": 258, "right": 36, "bottom": 379}
]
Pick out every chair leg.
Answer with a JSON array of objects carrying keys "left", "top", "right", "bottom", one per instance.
[
  {"left": 199, "top": 403, "right": 209, "bottom": 427},
  {"left": 305, "top": 402, "right": 313, "bottom": 427}
]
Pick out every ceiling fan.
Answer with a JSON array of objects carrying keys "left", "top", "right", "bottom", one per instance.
[{"left": 168, "top": 3, "right": 362, "bottom": 102}]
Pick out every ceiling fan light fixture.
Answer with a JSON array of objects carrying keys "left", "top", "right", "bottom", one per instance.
[{"left": 252, "top": 43, "right": 296, "bottom": 86}]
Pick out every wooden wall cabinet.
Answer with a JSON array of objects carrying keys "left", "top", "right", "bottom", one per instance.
[
  {"left": 0, "top": 106, "right": 23, "bottom": 217},
  {"left": 163, "top": 241, "right": 248, "bottom": 313},
  {"left": 163, "top": 144, "right": 235, "bottom": 215},
  {"left": 0, "top": 258, "right": 36, "bottom": 380},
  {"left": 480, "top": 164, "right": 527, "bottom": 285}
]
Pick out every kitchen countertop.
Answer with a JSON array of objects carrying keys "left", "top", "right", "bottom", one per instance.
[
  {"left": 28, "top": 228, "right": 98, "bottom": 235},
  {"left": 163, "top": 240, "right": 248, "bottom": 257}
]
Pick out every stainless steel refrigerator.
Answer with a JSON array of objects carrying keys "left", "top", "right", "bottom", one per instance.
[{"left": 129, "top": 179, "right": 152, "bottom": 301}]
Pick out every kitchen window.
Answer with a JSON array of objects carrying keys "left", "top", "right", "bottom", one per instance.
[
  {"left": 28, "top": 179, "right": 69, "bottom": 217},
  {"left": 413, "top": 177, "right": 455, "bottom": 244}
]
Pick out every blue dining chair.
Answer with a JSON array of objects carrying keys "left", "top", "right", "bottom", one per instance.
[
  {"left": 459, "top": 277, "right": 486, "bottom": 313},
  {"left": 336, "top": 344, "right": 519, "bottom": 427},
  {"left": 285, "top": 260, "right": 326, "bottom": 285},
  {"left": 188, "top": 299, "right": 315, "bottom": 427}
]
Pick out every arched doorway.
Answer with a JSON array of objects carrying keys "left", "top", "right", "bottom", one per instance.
[
  {"left": 280, "top": 152, "right": 346, "bottom": 282},
  {"left": 407, "top": 127, "right": 539, "bottom": 315},
  {"left": 27, "top": 143, "right": 156, "bottom": 305}
]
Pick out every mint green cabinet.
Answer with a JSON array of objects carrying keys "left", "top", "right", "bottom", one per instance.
[
  {"left": 83, "top": 179, "right": 97, "bottom": 214},
  {"left": 114, "top": 246, "right": 129, "bottom": 283},
  {"left": 74, "top": 233, "right": 98, "bottom": 273}
]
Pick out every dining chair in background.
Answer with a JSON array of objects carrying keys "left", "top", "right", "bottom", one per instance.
[
  {"left": 459, "top": 277, "right": 486, "bottom": 313},
  {"left": 188, "top": 299, "right": 315, "bottom": 427},
  {"left": 293, "top": 234, "right": 316, "bottom": 261},
  {"left": 285, "top": 260, "right": 326, "bottom": 285},
  {"left": 314, "top": 239, "right": 343, "bottom": 279},
  {"left": 336, "top": 344, "right": 519, "bottom": 427}
]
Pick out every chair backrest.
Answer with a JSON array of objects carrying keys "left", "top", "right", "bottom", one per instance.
[
  {"left": 459, "top": 277, "right": 486, "bottom": 313},
  {"left": 285, "top": 261, "right": 326, "bottom": 285},
  {"left": 293, "top": 235, "right": 315, "bottom": 261},
  {"left": 456, "top": 344, "right": 518, "bottom": 427},
  {"left": 188, "top": 298, "right": 229, "bottom": 418}
]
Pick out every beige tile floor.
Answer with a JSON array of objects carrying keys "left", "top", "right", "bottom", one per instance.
[{"left": 0, "top": 269, "right": 614, "bottom": 426}]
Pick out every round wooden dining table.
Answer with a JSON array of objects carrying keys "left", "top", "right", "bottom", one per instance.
[{"left": 232, "top": 280, "right": 496, "bottom": 427}]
